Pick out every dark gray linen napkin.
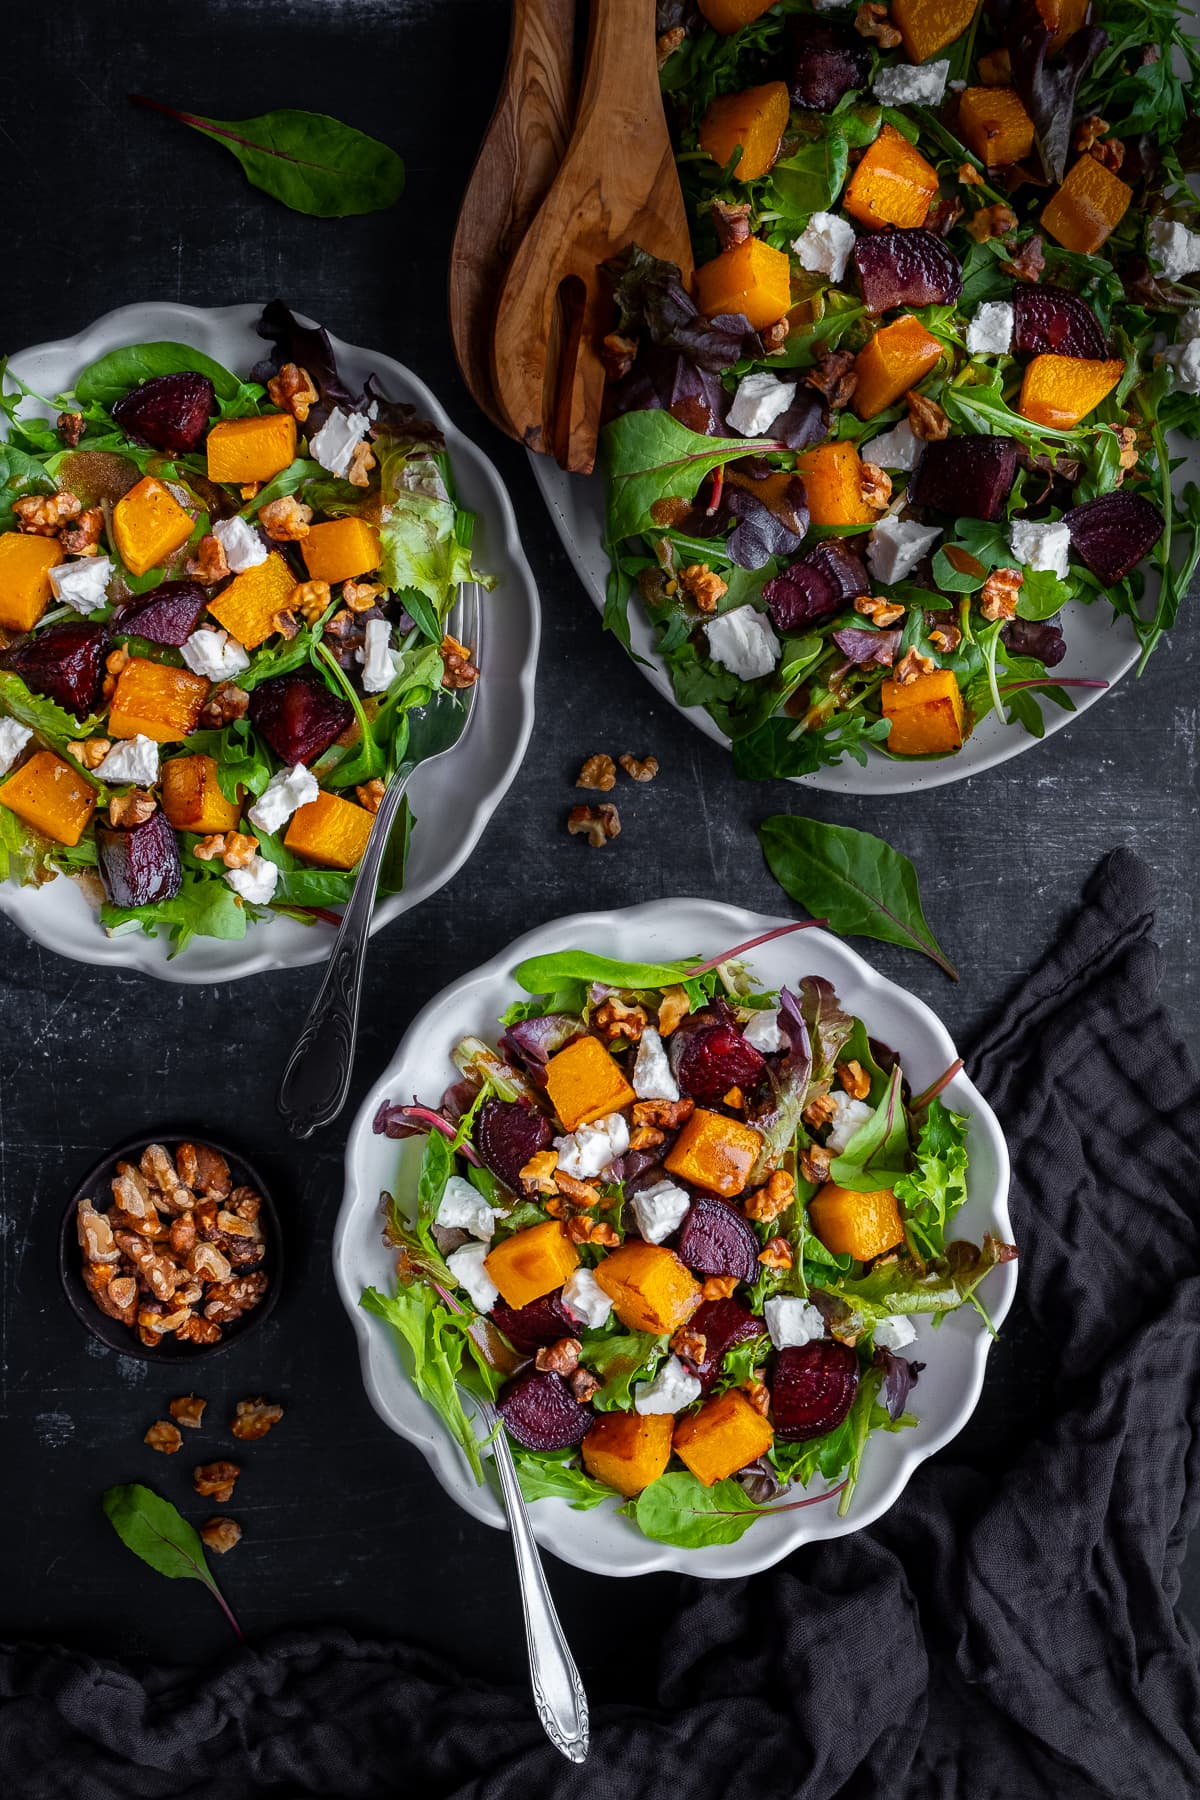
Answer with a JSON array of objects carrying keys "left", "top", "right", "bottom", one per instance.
[{"left": 3, "top": 848, "right": 1199, "bottom": 1799}]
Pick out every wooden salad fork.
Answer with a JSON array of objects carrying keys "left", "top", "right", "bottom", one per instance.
[{"left": 492, "top": 0, "right": 693, "bottom": 473}]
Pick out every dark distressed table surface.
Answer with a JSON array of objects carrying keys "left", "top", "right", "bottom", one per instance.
[{"left": 1, "top": 0, "right": 1197, "bottom": 1692}]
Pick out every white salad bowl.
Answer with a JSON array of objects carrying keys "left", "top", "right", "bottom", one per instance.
[
  {"left": 335, "top": 897, "right": 1016, "bottom": 1579},
  {"left": 0, "top": 301, "right": 539, "bottom": 983}
]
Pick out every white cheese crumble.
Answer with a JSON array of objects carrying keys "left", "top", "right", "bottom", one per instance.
[
  {"left": 445, "top": 1241, "right": 499, "bottom": 1314},
  {"left": 247, "top": 762, "right": 320, "bottom": 835},
  {"left": 825, "top": 1090, "right": 874, "bottom": 1153},
  {"left": 211, "top": 514, "right": 268, "bottom": 573},
  {"left": 764, "top": 1295, "right": 827, "bottom": 1351},
  {"left": 1164, "top": 336, "right": 1200, "bottom": 397},
  {"left": 554, "top": 1111, "right": 631, "bottom": 1180},
  {"left": 742, "top": 1009, "right": 787, "bottom": 1054},
  {"left": 633, "top": 1354, "right": 701, "bottom": 1416},
  {"left": 864, "top": 419, "right": 920, "bottom": 472},
  {"left": 874, "top": 1314, "right": 918, "bottom": 1351},
  {"left": 966, "top": 300, "right": 1014, "bottom": 357},
  {"left": 873, "top": 60, "right": 949, "bottom": 106},
  {"left": 633, "top": 1026, "right": 679, "bottom": 1102},
  {"left": 561, "top": 1267, "right": 613, "bottom": 1330},
  {"left": 309, "top": 407, "right": 372, "bottom": 478},
  {"left": 48, "top": 555, "right": 113, "bottom": 614},
  {"left": 0, "top": 718, "right": 32, "bottom": 777},
  {"left": 1010, "top": 518, "right": 1071, "bottom": 580},
  {"left": 867, "top": 514, "right": 942, "bottom": 585},
  {"left": 705, "top": 606, "right": 780, "bottom": 681},
  {"left": 224, "top": 853, "right": 279, "bottom": 907},
  {"left": 435, "top": 1174, "right": 501, "bottom": 1242},
  {"left": 632, "top": 1179, "right": 692, "bottom": 1246},
  {"left": 359, "top": 617, "right": 399, "bottom": 694},
  {"left": 792, "top": 210, "right": 857, "bottom": 284},
  {"left": 1148, "top": 218, "right": 1200, "bottom": 283},
  {"left": 181, "top": 628, "right": 251, "bottom": 681},
  {"left": 727, "top": 371, "right": 797, "bottom": 438},
  {"left": 93, "top": 734, "right": 160, "bottom": 786}
]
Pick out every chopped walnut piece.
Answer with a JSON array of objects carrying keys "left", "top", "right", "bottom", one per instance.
[
  {"left": 628, "top": 1124, "right": 664, "bottom": 1152},
  {"left": 203, "top": 1272, "right": 269, "bottom": 1324},
  {"left": 267, "top": 362, "right": 318, "bottom": 421},
  {"left": 140, "top": 1143, "right": 179, "bottom": 1194},
  {"left": 711, "top": 198, "right": 752, "bottom": 251},
  {"left": 440, "top": 632, "right": 479, "bottom": 689},
  {"left": 555, "top": 1171, "right": 602, "bottom": 1210},
  {"left": 894, "top": 647, "right": 938, "bottom": 685},
  {"left": 678, "top": 563, "right": 728, "bottom": 613},
  {"left": 57, "top": 410, "right": 85, "bottom": 448},
  {"left": 618, "top": 752, "right": 659, "bottom": 783},
  {"left": 926, "top": 197, "right": 964, "bottom": 239},
  {"left": 270, "top": 608, "right": 300, "bottom": 640},
  {"left": 189, "top": 1241, "right": 233, "bottom": 1285},
  {"left": 856, "top": 594, "right": 906, "bottom": 628},
  {"left": 194, "top": 830, "right": 259, "bottom": 870},
  {"left": 178, "top": 1316, "right": 223, "bottom": 1346},
  {"left": 77, "top": 1197, "right": 120, "bottom": 1264},
  {"left": 289, "top": 579, "right": 331, "bottom": 624},
  {"left": 860, "top": 462, "right": 892, "bottom": 513},
  {"left": 1091, "top": 138, "right": 1126, "bottom": 173},
  {"left": 744, "top": 1170, "right": 796, "bottom": 1223},
  {"left": 144, "top": 1420, "right": 183, "bottom": 1456},
  {"left": 569, "top": 1367, "right": 601, "bottom": 1404},
  {"left": 854, "top": 0, "right": 901, "bottom": 43},
  {"left": 656, "top": 987, "right": 691, "bottom": 1038},
  {"left": 928, "top": 623, "right": 962, "bottom": 654},
  {"left": 347, "top": 441, "right": 377, "bottom": 488},
  {"left": 576, "top": 753, "right": 617, "bottom": 792},
  {"left": 977, "top": 47, "right": 1011, "bottom": 84},
  {"left": 702, "top": 1275, "right": 739, "bottom": 1302},
  {"left": 106, "top": 646, "right": 131, "bottom": 679},
  {"left": 355, "top": 777, "right": 385, "bottom": 814},
  {"left": 671, "top": 1327, "right": 707, "bottom": 1367},
  {"left": 1007, "top": 234, "right": 1046, "bottom": 284},
  {"left": 60, "top": 507, "right": 104, "bottom": 555},
  {"left": 803, "top": 1092, "right": 838, "bottom": 1130},
  {"left": 593, "top": 995, "right": 648, "bottom": 1044},
  {"left": 798, "top": 1143, "right": 833, "bottom": 1186},
  {"left": 838, "top": 1060, "right": 871, "bottom": 1100},
  {"left": 742, "top": 1376, "right": 771, "bottom": 1416},
  {"left": 656, "top": 23, "right": 686, "bottom": 67},
  {"left": 117, "top": 1234, "right": 184, "bottom": 1304},
  {"left": 342, "top": 578, "right": 384, "bottom": 613},
  {"left": 1112, "top": 424, "right": 1139, "bottom": 479},
  {"left": 231, "top": 1397, "right": 284, "bottom": 1441},
  {"left": 807, "top": 348, "right": 858, "bottom": 409},
  {"left": 567, "top": 803, "right": 620, "bottom": 847},
  {"left": 14, "top": 491, "right": 82, "bottom": 535},
  {"left": 633, "top": 1096, "right": 694, "bottom": 1129},
  {"left": 200, "top": 682, "right": 250, "bottom": 728},
  {"left": 200, "top": 1517, "right": 242, "bottom": 1555},
  {"left": 758, "top": 1236, "right": 793, "bottom": 1270},
  {"left": 259, "top": 496, "right": 312, "bottom": 541},
  {"left": 519, "top": 1149, "right": 559, "bottom": 1195},
  {"left": 905, "top": 390, "right": 950, "bottom": 441},
  {"left": 108, "top": 790, "right": 157, "bottom": 828},
  {"left": 761, "top": 317, "right": 791, "bottom": 355},
  {"left": 979, "top": 566, "right": 1023, "bottom": 622},
  {"left": 230, "top": 1188, "right": 261, "bottom": 1223},
  {"left": 82, "top": 1262, "right": 135, "bottom": 1324},
  {"left": 169, "top": 1394, "right": 207, "bottom": 1430},
  {"left": 968, "top": 203, "right": 1018, "bottom": 244},
  {"left": 1075, "top": 114, "right": 1109, "bottom": 154},
  {"left": 68, "top": 737, "right": 112, "bottom": 770},
  {"left": 176, "top": 1142, "right": 230, "bottom": 1199},
  {"left": 169, "top": 1215, "right": 197, "bottom": 1258},
  {"left": 194, "top": 1461, "right": 241, "bottom": 1503},
  {"left": 567, "top": 1216, "right": 619, "bottom": 1247},
  {"left": 600, "top": 332, "right": 638, "bottom": 382},
  {"left": 958, "top": 162, "right": 984, "bottom": 187},
  {"left": 187, "top": 533, "right": 230, "bottom": 585},
  {"left": 535, "top": 1337, "right": 581, "bottom": 1375}
]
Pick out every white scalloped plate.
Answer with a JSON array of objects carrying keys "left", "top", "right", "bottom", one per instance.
[
  {"left": 1, "top": 302, "right": 539, "bottom": 982},
  {"left": 335, "top": 899, "right": 1015, "bottom": 1578}
]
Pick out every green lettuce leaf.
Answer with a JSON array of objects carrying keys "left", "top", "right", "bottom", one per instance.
[
  {"left": 894, "top": 1099, "right": 969, "bottom": 1260},
  {"left": 508, "top": 1449, "right": 612, "bottom": 1510},
  {"left": 377, "top": 450, "right": 493, "bottom": 612},
  {"left": 360, "top": 1283, "right": 486, "bottom": 1483}
]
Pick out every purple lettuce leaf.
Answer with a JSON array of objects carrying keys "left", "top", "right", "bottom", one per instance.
[
  {"left": 832, "top": 626, "right": 901, "bottom": 665},
  {"left": 499, "top": 1015, "right": 584, "bottom": 1080},
  {"left": 607, "top": 345, "right": 731, "bottom": 436},
  {"left": 724, "top": 485, "right": 809, "bottom": 570},
  {"left": 873, "top": 1346, "right": 924, "bottom": 1421},
  {"left": 747, "top": 986, "right": 815, "bottom": 1174},
  {"left": 798, "top": 976, "right": 854, "bottom": 1086},
  {"left": 986, "top": 2, "right": 1107, "bottom": 184},
  {"left": 605, "top": 245, "right": 764, "bottom": 372},
  {"left": 769, "top": 391, "right": 828, "bottom": 452},
  {"left": 252, "top": 298, "right": 361, "bottom": 429}
]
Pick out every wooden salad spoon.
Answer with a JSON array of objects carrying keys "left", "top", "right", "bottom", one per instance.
[
  {"left": 492, "top": 0, "right": 693, "bottom": 474},
  {"left": 449, "top": 0, "right": 578, "bottom": 435}
]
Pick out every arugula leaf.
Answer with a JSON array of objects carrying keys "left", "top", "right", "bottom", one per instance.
[
  {"left": 828, "top": 1064, "right": 912, "bottom": 1193},
  {"left": 633, "top": 1472, "right": 761, "bottom": 1547},
  {"left": 102, "top": 1484, "right": 242, "bottom": 1636},
  {"left": 602, "top": 410, "right": 786, "bottom": 543},
  {"left": 732, "top": 711, "right": 893, "bottom": 778},
  {"left": 508, "top": 1449, "right": 613, "bottom": 1510},
  {"left": 72, "top": 340, "right": 248, "bottom": 406},
  {"left": 360, "top": 1283, "right": 486, "bottom": 1483},
  {"left": 894, "top": 1098, "right": 970, "bottom": 1260}
]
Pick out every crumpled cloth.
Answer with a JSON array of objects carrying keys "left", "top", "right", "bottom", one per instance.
[{"left": 4, "top": 849, "right": 1199, "bottom": 1799}]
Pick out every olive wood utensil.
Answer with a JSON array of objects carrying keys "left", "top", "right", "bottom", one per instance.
[{"left": 492, "top": 0, "right": 693, "bottom": 474}]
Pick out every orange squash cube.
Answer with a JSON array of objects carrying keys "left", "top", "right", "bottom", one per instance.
[
  {"left": 1018, "top": 354, "right": 1124, "bottom": 430},
  {"left": 593, "top": 1241, "right": 702, "bottom": 1335},
  {"left": 107, "top": 657, "right": 209, "bottom": 743},
  {"left": 698, "top": 81, "right": 791, "bottom": 182},
  {"left": 161, "top": 754, "right": 241, "bottom": 834},
  {"left": 673, "top": 1389, "right": 774, "bottom": 1487},
  {"left": 582, "top": 1413, "right": 674, "bottom": 1498},
  {"left": 881, "top": 667, "right": 964, "bottom": 755},
  {"left": 809, "top": 1181, "right": 905, "bottom": 1262},
  {"left": 892, "top": 0, "right": 977, "bottom": 60},
  {"left": 301, "top": 518, "right": 383, "bottom": 586},
  {"left": 111, "top": 477, "right": 194, "bottom": 578},
  {"left": 957, "top": 87, "right": 1035, "bottom": 168},
  {"left": 284, "top": 789, "right": 374, "bottom": 868},
  {"left": 483, "top": 1220, "right": 580, "bottom": 1310},
  {"left": 206, "top": 551, "right": 299, "bottom": 651},
  {"left": 845, "top": 124, "right": 939, "bottom": 231},
  {"left": 205, "top": 413, "right": 297, "bottom": 485},
  {"left": 0, "top": 749, "right": 96, "bottom": 846},
  {"left": 544, "top": 1034, "right": 636, "bottom": 1132},
  {"left": 664, "top": 1107, "right": 762, "bottom": 1199},
  {"left": 794, "top": 441, "right": 874, "bottom": 527},
  {"left": 853, "top": 316, "right": 943, "bottom": 420},
  {"left": 1040, "top": 154, "right": 1132, "bottom": 255},
  {"left": 696, "top": 0, "right": 777, "bottom": 30},
  {"left": 1035, "top": 0, "right": 1090, "bottom": 49},
  {"left": 694, "top": 237, "right": 792, "bottom": 332},
  {"left": 0, "top": 533, "right": 64, "bottom": 632}
]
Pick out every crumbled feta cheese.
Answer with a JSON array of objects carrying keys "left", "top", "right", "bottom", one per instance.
[
  {"left": 1148, "top": 218, "right": 1200, "bottom": 283},
  {"left": 92, "top": 734, "right": 159, "bottom": 786},
  {"left": 742, "top": 1009, "right": 787, "bottom": 1054},
  {"left": 181, "top": 628, "right": 251, "bottom": 681},
  {"left": 632, "top": 1179, "right": 692, "bottom": 1246},
  {"left": 561, "top": 1267, "right": 613, "bottom": 1330},
  {"left": 247, "top": 761, "right": 320, "bottom": 835},
  {"left": 874, "top": 1314, "right": 918, "bottom": 1351},
  {"left": 0, "top": 718, "right": 32, "bottom": 777},
  {"left": 224, "top": 854, "right": 279, "bottom": 906},
  {"left": 633, "top": 1354, "right": 701, "bottom": 1416},
  {"left": 445, "top": 1241, "right": 499, "bottom": 1313},
  {"left": 309, "top": 407, "right": 372, "bottom": 478},
  {"left": 727, "top": 371, "right": 797, "bottom": 438},
  {"left": 867, "top": 514, "right": 942, "bottom": 585},
  {"left": 1164, "top": 338, "right": 1200, "bottom": 397},
  {"left": 435, "top": 1174, "right": 501, "bottom": 1242},
  {"left": 825, "top": 1090, "right": 874, "bottom": 1153},
  {"left": 48, "top": 555, "right": 114, "bottom": 614},
  {"left": 1179, "top": 308, "right": 1200, "bottom": 343},
  {"left": 764, "top": 1295, "right": 827, "bottom": 1351},
  {"left": 966, "top": 300, "right": 1014, "bottom": 357},
  {"left": 705, "top": 606, "right": 780, "bottom": 681},
  {"left": 1010, "top": 518, "right": 1071, "bottom": 580},
  {"left": 792, "top": 210, "right": 857, "bottom": 284},
  {"left": 212, "top": 515, "right": 268, "bottom": 573},
  {"left": 864, "top": 419, "right": 920, "bottom": 472},
  {"left": 949, "top": 78, "right": 966, "bottom": 92},
  {"left": 633, "top": 1027, "right": 679, "bottom": 1102},
  {"left": 554, "top": 1111, "right": 631, "bottom": 1180},
  {"left": 812, "top": 0, "right": 852, "bottom": 9},
  {"left": 874, "top": 59, "right": 949, "bottom": 106},
  {"left": 359, "top": 617, "right": 399, "bottom": 694}
]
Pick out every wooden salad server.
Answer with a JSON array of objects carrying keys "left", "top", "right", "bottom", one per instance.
[
  {"left": 492, "top": 0, "right": 693, "bottom": 474},
  {"left": 449, "top": 0, "right": 578, "bottom": 435}
]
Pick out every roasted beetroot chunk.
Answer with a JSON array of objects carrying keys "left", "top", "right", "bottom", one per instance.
[
  {"left": 675, "top": 1191, "right": 761, "bottom": 1285},
  {"left": 787, "top": 17, "right": 871, "bottom": 110},
  {"left": 1002, "top": 617, "right": 1067, "bottom": 666},
  {"left": 248, "top": 672, "right": 353, "bottom": 765},
  {"left": 475, "top": 1097, "right": 554, "bottom": 1194},
  {"left": 1011, "top": 287, "right": 1107, "bottom": 360},
  {"left": 763, "top": 538, "right": 871, "bottom": 634},
  {"left": 1063, "top": 491, "right": 1165, "bottom": 583},
  {"left": 96, "top": 809, "right": 183, "bottom": 907},
  {"left": 908, "top": 435, "right": 1019, "bottom": 521},
  {"left": 113, "top": 580, "right": 210, "bottom": 647},
  {"left": 111, "top": 372, "right": 217, "bottom": 454},
  {"left": 689, "top": 1297, "right": 766, "bottom": 1391},
  {"left": 491, "top": 1291, "right": 579, "bottom": 1356},
  {"left": 2, "top": 620, "right": 110, "bottom": 719},
  {"left": 853, "top": 230, "right": 963, "bottom": 313},
  {"left": 497, "top": 1367, "right": 592, "bottom": 1451},
  {"left": 671, "top": 1001, "right": 767, "bottom": 1103},
  {"left": 771, "top": 1340, "right": 860, "bottom": 1441}
]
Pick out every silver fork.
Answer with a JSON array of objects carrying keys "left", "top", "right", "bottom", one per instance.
[{"left": 277, "top": 583, "right": 482, "bottom": 1139}]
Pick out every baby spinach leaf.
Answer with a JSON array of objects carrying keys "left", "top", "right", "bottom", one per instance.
[
  {"left": 509, "top": 1449, "right": 612, "bottom": 1510},
  {"left": 0, "top": 442, "right": 55, "bottom": 533},
  {"left": 828, "top": 1064, "right": 912, "bottom": 1192},
  {"left": 633, "top": 1473, "right": 761, "bottom": 1547},
  {"left": 73, "top": 341, "right": 246, "bottom": 406},
  {"left": 102, "top": 1484, "right": 242, "bottom": 1636},
  {"left": 602, "top": 410, "right": 786, "bottom": 543},
  {"left": 514, "top": 949, "right": 698, "bottom": 994}
]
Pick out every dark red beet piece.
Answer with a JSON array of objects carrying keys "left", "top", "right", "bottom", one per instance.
[
  {"left": 787, "top": 17, "right": 871, "bottom": 110},
  {"left": 672, "top": 1002, "right": 766, "bottom": 1103},
  {"left": 763, "top": 538, "right": 870, "bottom": 634},
  {"left": 113, "top": 580, "right": 210, "bottom": 647},
  {"left": 1002, "top": 617, "right": 1066, "bottom": 667},
  {"left": 771, "top": 1341, "right": 860, "bottom": 1441},
  {"left": 96, "top": 810, "right": 182, "bottom": 907},
  {"left": 674, "top": 1191, "right": 761, "bottom": 1285},
  {"left": 248, "top": 673, "right": 354, "bottom": 765},
  {"left": 689, "top": 1297, "right": 766, "bottom": 1392},
  {"left": 853, "top": 230, "right": 963, "bottom": 313},
  {"left": 112, "top": 372, "right": 216, "bottom": 454},
  {"left": 497, "top": 1367, "right": 592, "bottom": 1451},
  {"left": 2, "top": 621, "right": 110, "bottom": 719},
  {"left": 1063, "top": 491, "right": 1165, "bottom": 583},
  {"left": 1012, "top": 287, "right": 1106, "bottom": 360},
  {"left": 475, "top": 1097, "right": 553, "bottom": 1194},
  {"left": 908, "top": 436, "right": 1019, "bottom": 521},
  {"left": 491, "top": 1291, "right": 578, "bottom": 1355}
]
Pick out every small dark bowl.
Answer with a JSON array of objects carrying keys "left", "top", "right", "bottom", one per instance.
[{"left": 60, "top": 1131, "right": 283, "bottom": 1362}]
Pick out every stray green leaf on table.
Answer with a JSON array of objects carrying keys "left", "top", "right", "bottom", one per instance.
[{"left": 102, "top": 1483, "right": 243, "bottom": 1638}]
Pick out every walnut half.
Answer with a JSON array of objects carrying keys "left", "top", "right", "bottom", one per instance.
[{"left": 567, "top": 803, "right": 620, "bottom": 848}]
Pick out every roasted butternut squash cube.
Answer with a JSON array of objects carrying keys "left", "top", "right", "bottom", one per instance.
[
  {"left": 794, "top": 441, "right": 875, "bottom": 527},
  {"left": 698, "top": 81, "right": 791, "bottom": 182},
  {"left": 1035, "top": 0, "right": 1090, "bottom": 49},
  {"left": 957, "top": 87, "right": 1035, "bottom": 169},
  {"left": 111, "top": 477, "right": 194, "bottom": 578},
  {"left": 845, "top": 124, "right": 939, "bottom": 230},
  {"left": 544, "top": 1034, "right": 636, "bottom": 1132},
  {"left": 0, "top": 533, "right": 63, "bottom": 632},
  {"left": 853, "top": 315, "right": 943, "bottom": 420},
  {"left": 1040, "top": 154, "right": 1131, "bottom": 255},
  {"left": 696, "top": 0, "right": 777, "bottom": 31},
  {"left": 881, "top": 667, "right": 964, "bottom": 756},
  {"left": 0, "top": 749, "right": 96, "bottom": 846},
  {"left": 107, "top": 657, "right": 209, "bottom": 743},
  {"left": 694, "top": 237, "right": 792, "bottom": 332},
  {"left": 582, "top": 1413, "right": 674, "bottom": 1498},
  {"left": 207, "top": 551, "right": 299, "bottom": 651},
  {"left": 808, "top": 1181, "right": 905, "bottom": 1262},
  {"left": 483, "top": 1220, "right": 580, "bottom": 1310},
  {"left": 161, "top": 754, "right": 241, "bottom": 834},
  {"left": 892, "top": 0, "right": 977, "bottom": 61},
  {"left": 593, "top": 1241, "right": 702, "bottom": 1335},
  {"left": 284, "top": 789, "right": 374, "bottom": 869},
  {"left": 673, "top": 1389, "right": 774, "bottom": 1487},
  {"left": 1017, "top": 354, "right": 1124, "bottom": 430},
  {"left": 206, "top": 413, "right": 297, "bottom": 485},
  {"left": 664, "top": 1107, "right": 763, "bottom": 1199},
  {"left": 301, "top": 518, "right": 383, "bottom": 585}
]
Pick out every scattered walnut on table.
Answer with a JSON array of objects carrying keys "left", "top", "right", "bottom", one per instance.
[
  {"left": 200, "top": 1517, "right": 243, "bottom": 1555},
  {"left": 576, "top": 753, "right": 616, "bottom": 792},
  {"left": 231, "top": 1397, "right": 285, "bottom": 1442},
  {"left": 618, "top": 753, "right": 658, "bottom": 783},
  {"left": 567, "top": 803, "right": 620, "bottom": 848},
  {"left": 194, "top": 1461, "right": 241, "bottom": 1503},
  {"left": 144, "top": 1420, "right": 183, "bottom": 1456},
  {"left": 169, "top": 1394, "right": 207, "bottom": 1430}
]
